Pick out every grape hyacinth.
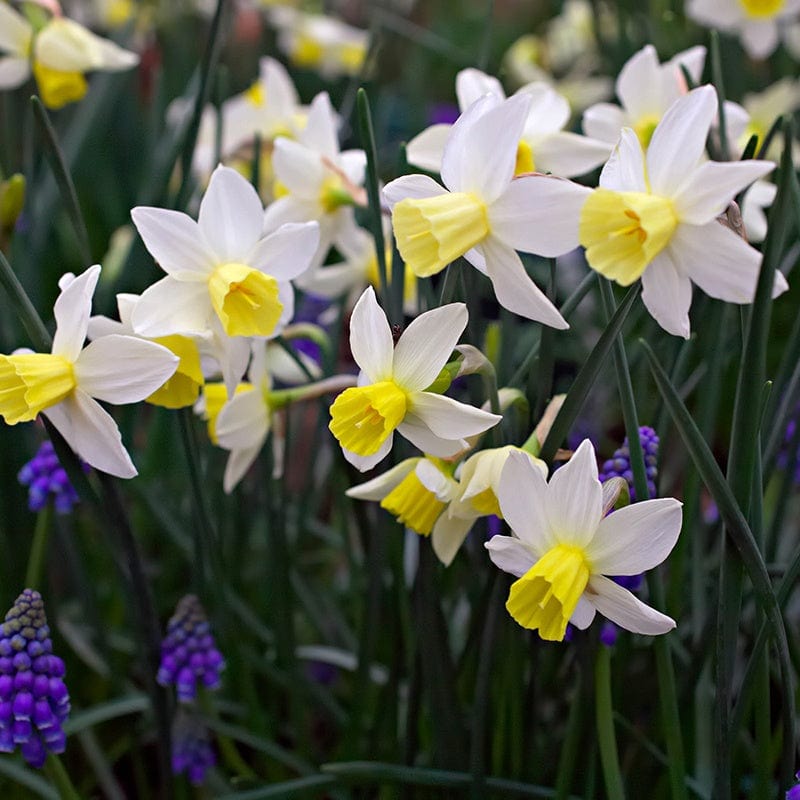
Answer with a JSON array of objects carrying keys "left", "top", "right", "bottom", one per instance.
[
  {"left": 0, "top": 589, "right": 70, "bottom": 768},
  {"left": 157, "top": 595, "right": 225, "bottom": 702},
  {"left": 172, "top": 708, "right": 216, "bottom": 785},
  {"left": 598, "top": 426, "right": 659, "bottom": 502},
  {"left": 17, "top": 441, "right": 86, "bottom": 514}
]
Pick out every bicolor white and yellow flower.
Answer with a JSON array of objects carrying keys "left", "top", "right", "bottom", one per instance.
[
  {"left": 0, "top": 265, "right": 178, "bottom": 478},
  {"left": 87, "top": 293, "right": 204, "bottom": 409},
  {"left": 486, "top": 440, "right": 682, "bottom": 641},
  {"left": 264, "top": 92, "right": 366, "bottom": 267},
  {"left": 522, "top": 86, "right": 787, "bottom": 337},
  {"left": 0, "top": 2, "right": 138, "bottom": 109},
  {"left": 384, "top": 93, "right": 589, "bottom": 328},
  {"left": 328, "top": 287, "right": 501, "bottom": 471},
  {"left": 131, "top": 165, "right": 320, "bottom": 376},
  {"left": 406, "top": 68, "right": 610, "bottom": 179},
  {"left": 687, "top": 0, "right": 800, "bottom": 59}
]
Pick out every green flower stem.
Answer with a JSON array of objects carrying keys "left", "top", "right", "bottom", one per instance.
[
  {"left": 555, "top": 671, "right": 585, "bottom": 800},
  {"left": 44, "top": 754, "right": 82, "bottom": 800},
  {"left": 599, "top": 279, "right": 688, "bottom": 800},
  {"left": 31, "top": 97, "right": 92, "bottom": 266},
  {"left": 24, "top": 506, "right": 51, "bottom": 590},
  {"left": 709, "top": 32, "right": 729, "bottom": 161},
  {"left": 595, "top": 647, "right": 625, "bottom": 800},
  {"left": 0, "top": 248, "right": 52, "bottom": 353}
]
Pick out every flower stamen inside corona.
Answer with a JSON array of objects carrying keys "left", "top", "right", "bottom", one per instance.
[
  {"left": 208, "top": 263, "right": 283, "bottom": 337},
  {"left": 0, "top": 354, "right": 76, "bottom": 424},
  {"left": 393, "top": 192, "right": 490, "bottom": 278},
  {"left": 739, "top": 0, "right": 785, "bottom": 18},
  {"left": 506, "top": 544, "right": 590, "bottom": 640},
  {"left": 579, "top": 189, "right": 678, "bottom": 285},
  {"left": 329, "top": 381, "right": 407, "bottom": 456},
  {"left": 381, "top": 470, "right": 445, "bottom": 535}
]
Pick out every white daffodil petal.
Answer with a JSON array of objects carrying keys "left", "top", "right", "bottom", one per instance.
[
  {"left": 74, "top": 335, "right": 178, "bottom": 404},
  {"left": 533, "top": 131, "right": 611, "bottom": 178},
  {"left": 0, "top": 57, "right": 30, "bottom": 88},
  {"left": 397, "top": 416, "right": 467, "bottom": 458},
  {"left": 52, "top": 265, "right": 101, "bottom": 362},
  {"left": 546, "top": 439, "right": 602, "bottom": 548},
  {"left": 343, "top": 434, "right": 394, "bottom": 472},
  {"left": 444, "top": 93, "right": 531, "bottom": 203},
  {"left": 300, "top": 92, "right": 339, "bottom": 159},
  {"left": 409, "top": 392, "right": 501, "bottom": 440},
  {"left": 647, "top": 86, "right": 717, "bottom": 197},
  {"left": 674, "top": 160, "right": 775, "bottom": 224},
  {"left": 587, "top": 575, "right": 676, "bottom": 635},
  {"left": 216, "top": 390, "right": 270, "bottom": 451},
  {"left": 582, "top": 103, "right": 628, "bottom": 145},
  {"left": 247, "top": 221, "right": 320, "bottom": 281},
  {"left": 741, "top": 21, "right": 779, "bottom": 60},
  {"left": 199, "top": 166, "right": 265, "bottom": 261},
  {"left": 339, "top": 150, "right": 367, "bottom": 187},
  {"left": 131, "top": 207, "right": 214, "bottom": 277},
  {"left": 217, "top": 334, "right": 252, "bottom": 399},
  {"left": 223, "top": 444, "right": 264, "bottom": 494},
  {"left": 484, "top": 534, "right": 537, "bottom": 577},
  {"left": 42, "top": 390, "right": 137, "bottom": 479},
  {"left": 382, "top": 174, "right": 448, "bottom": 209},
  {"left": 482, "top": 237, "right": 569, "bottom": 329},
  {"left": 345, "top": 458, "right": 419, "bottom": 500},
  {"left": 35, "top": 18, "right": 137, "bottom": 71},
  {"left": 497, "top": 450, "right": 554, "bottom": 556},
  {"left": 393, "top": 303, "right": 467, "bottom": 390},
  {"left": 271, "top": 138, "right": 326, "bottom": 197},
  {"left": 570, "top": 596, "right": 597, "bottom": 630},
  {"left": 519, "top": 83, "right": 571, "bottom": 137},
  {"left": 432, "top": 515, "right": 475, "bottom": 567},
  {"left": 456, "top": 68, "right": 505, "bottom": 110},
  {"left": 349, "top": 287, "right": 394, "bottom": 382},
  {"left": 416, "top": 459, "right": 456, "bottom": 501},
  {"left": 587, "top": 498, "right": 683, "bottom": 575},
  {"left": 132, "top": 277, "right": 212, "bottom": 337},
  {"left": 489, "top": 175, "right": 589, "bottom": 257},
  {"left": 406, "top": 124, "right": 451, "bottom": 173},
  {"left": 616, "top": 45, "right": 662, "bottom": 119},
  {"left": 0, "top": 4, "right": 31, "bottom": 56},
  {"left": 599, "top": 128, "right": 648, "bottom": 192},
  {"left": 640, "top": 249, "right": 693, "bottom": 338}
]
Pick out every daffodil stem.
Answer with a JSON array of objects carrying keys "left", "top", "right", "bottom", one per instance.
[
  {"left": 0, "top": 248, "right": 53, "bottom": 353},
  {"left": 594, "top": 647, "right": 625, "bottom": 800},
  {"left": 31, "top": 96, "right": 92, "bottom": 266},
  {"left": 45, "top": 754, "right": 82, "bottom": 800},
  {"left": 599, "top": 278, "right": 688, "bottom": 800},
  {"left": 709, "top": 32, "right": 729, "bottom": 162},
  {"left": 24, "top": 506, "right": 51, "bottom": 590}
]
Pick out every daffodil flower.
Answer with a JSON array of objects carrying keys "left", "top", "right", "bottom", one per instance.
[
  {"left": 328, "top": 287, "right": 501, "bottom": 471},
  {"left": 407, "top": 68, "right": 610, "bottom": 179},
  {"left": 0, "top": 266, "right": 178, "bottom": 478},
  {"left": 0, "top": 3, "right": 138, "bottom": 109},
  {"left": 528, "top": 86, "right": 787, "bottom": 337},
  {"left": 687, "top": 0, "right": 800, "bottom": 59},
  {"left": 486, "top": 440, "right": 682, "bottom": 641},
  {"left": 131, "top": 165, "right": 320, "bottom": 343},
  {"left": 384, "top": 93, "right": 589, "bottom": 328}
]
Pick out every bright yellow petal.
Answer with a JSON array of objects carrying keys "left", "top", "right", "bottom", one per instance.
[
  {"left": 208, "top": 263, "right": 283, "bottom": 337},
  {"left": 380, "top": 470, "right": 446, "bottom": 535}
]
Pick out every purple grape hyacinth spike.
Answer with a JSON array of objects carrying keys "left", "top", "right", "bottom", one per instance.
[
  {"left": 0, "top": 589, "right": 70, "bottom": 768},
  {"left": 157, "top": 595, "right": 225, "bottom": 702},
  {"left": 17, "top": 441, "right": 88, "bottom": 514},
  {"left": 598, "top": 426, "right": 659, "bottom": 502},
  {"left": 171, "top": 708, "right": 216, "bottom": 785}
]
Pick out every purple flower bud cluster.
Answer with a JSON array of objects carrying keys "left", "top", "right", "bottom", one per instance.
[
  {"left": 157, "top": 595, "right": 225, "bottom": 702},
  {"left": 787, "top": 772, "right": 800, "bottom": 799},
  {"left": 171, "top": 709, "right": 216, "bottom": 786},
  {"left": 0, "top": 589, "right": 70, "bottom": 768},
  {"left": 598, "top": 426, "right": 659, "bottom": 502},
  {"left": 778, "top": 417, "right": 800, "bottom": 483},
  {"left": 17, "top": 441, "right": 87, "bottom": 514}
]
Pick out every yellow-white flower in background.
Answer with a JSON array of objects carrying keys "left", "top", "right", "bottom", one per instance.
[
  {"left": 687, "top": 0, "right": 800, "bottom": 59},
  {"left": 524, "top": 86, "right": 786, "bottom": 337},
  {"left": 385, "top": 93, "right": 589, "bottom": 328},
  {"left": 328, "top": 287, "right": 501, "bottom": 472},
  {"left": 407, "top": 68, "right": 610, "bottom": 180},
  {"left": 0, "top": 3, "right": 138, "bottom": 109},
  {"left": 88, "top": 293, "right": 203, "bottom": 409},
  {"left": 131, "top": 164, "right": 319, "bottom": 353},
  {"left": 264, "top": 92, "right": 366, "bottom": 267},
  {"left": 486, "top": 440, "right": 682, "bottom": 641},
  {"left": 0, "top": 265, "right": 178, "bottom": 478}
]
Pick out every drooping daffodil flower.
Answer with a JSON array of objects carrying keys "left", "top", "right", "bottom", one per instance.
[
  {"left": 0, "top": 265, "right": 178, "bottom": 478},
  {"left": 328, "top": 287, "right": 501, "bottom": 471},
  {"left": 486, "top": 440, "right": 683, "bottom": 641}
]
